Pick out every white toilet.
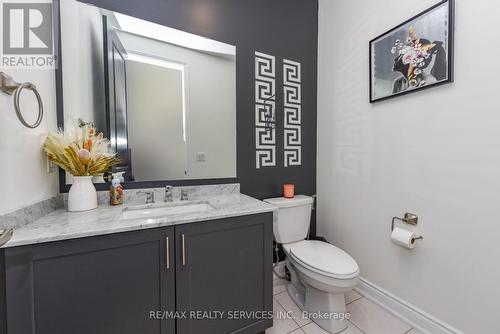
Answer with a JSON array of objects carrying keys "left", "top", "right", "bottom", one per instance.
[{"left": 264, "top": 195, "right": 360, "bottom": 334}]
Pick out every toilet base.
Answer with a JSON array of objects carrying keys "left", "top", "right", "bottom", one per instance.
[
  {"left": 286, "top": 263, "right": 349, "bottom": 334},
  {"left": 304, "top": 285, "right": 348, "bottom": 333}
]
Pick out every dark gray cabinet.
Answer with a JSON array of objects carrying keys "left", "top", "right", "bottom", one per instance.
[
  {"left": 0, "top": 213, "right": 273, "bottom": 334},
  {"left": 176, "top": 214, "right": 273, "bottom": 334},
  {"left": 3, "top": 227, "right": 175, "bottom": 334}
]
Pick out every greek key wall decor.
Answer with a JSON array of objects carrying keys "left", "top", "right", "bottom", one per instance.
[
  {"left": 283, "top": 59, "right": 302, "bottom": 167},
  {"left": 255, "top": 52, "right": 276, "bottom": 168}
]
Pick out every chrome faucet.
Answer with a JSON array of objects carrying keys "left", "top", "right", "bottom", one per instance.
[
  {"left": 138, "top": 191, "right": 155, "bottom": 204},
  {"left": 180, "top": 189, "right": 189, "bottom": 201},
  {"left": 165, "top": 186, "right": 174, "bottom": 202}
]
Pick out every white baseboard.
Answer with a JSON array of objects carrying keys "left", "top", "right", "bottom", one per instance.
[{"left": 355, "top": 277, "right": 463, "bottom": 334}]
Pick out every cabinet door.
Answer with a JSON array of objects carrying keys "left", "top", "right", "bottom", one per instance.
[
  {"left": 175, "top": 213, "right": 273, "bottom": 334},
  {"left": 4, "top": 227, "right": 175, "bottom": 334}
]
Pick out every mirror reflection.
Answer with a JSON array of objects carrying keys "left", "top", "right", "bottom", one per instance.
[{"left": 60, "top": 0, "right": 237, "bottom": 183}]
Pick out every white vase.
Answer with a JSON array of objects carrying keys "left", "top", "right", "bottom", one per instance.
[{"left": 68, "top": 176, "right": 98, "bottom": 212}]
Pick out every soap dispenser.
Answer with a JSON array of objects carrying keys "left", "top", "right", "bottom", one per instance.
[{"left": 109, "top": 172, "right": 124, "bottom": 205}]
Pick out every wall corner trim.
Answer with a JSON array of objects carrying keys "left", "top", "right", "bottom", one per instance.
[{"left": 355, "top": 277, "right": 464, "bottom": 334}]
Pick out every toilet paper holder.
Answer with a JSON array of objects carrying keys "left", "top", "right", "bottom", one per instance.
[{"left": 391, "top": 213, "right": 423, "bottom": 241}]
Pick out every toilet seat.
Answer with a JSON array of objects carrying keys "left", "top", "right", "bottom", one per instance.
[{"left": 287, "top": 240, "right": 359, "bottom": 280}]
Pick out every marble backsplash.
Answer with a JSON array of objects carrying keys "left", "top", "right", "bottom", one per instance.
[
  {"left": 61, "top": 183, "right": 240, "bottom": 206},
  {"left": 0, "top": 196, "right": 63, "bottom": 230},
  {"left": 1, "top": 184, "right": 240, "bottom": 230}
]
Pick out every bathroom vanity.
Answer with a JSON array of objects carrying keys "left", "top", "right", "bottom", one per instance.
[
  {"left": 0, "top": 2, "right": 275, "bottom": 333},
  {"left": 0, "top": 191, "right": 274, "bottom": 334}
]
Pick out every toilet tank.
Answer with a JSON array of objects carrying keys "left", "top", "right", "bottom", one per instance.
[{"left": 263, "top": 195, "right": 314, "bottom": 244}]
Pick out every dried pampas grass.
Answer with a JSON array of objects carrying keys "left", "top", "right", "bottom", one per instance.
[{"left": 44, "top": 121, "right": 121, "bottom": 176}]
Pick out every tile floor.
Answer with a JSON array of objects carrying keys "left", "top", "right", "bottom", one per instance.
[{"left": 268, "top": 273, "right": 421, "bottom": 334}]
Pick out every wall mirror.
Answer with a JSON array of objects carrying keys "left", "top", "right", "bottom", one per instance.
[{"left": 57, "top": 0, "right": 237, "bottom": 190}]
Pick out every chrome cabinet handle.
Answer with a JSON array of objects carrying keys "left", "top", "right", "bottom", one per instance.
[
  {"left": 181, "top": 234, "right": 186, "bottom": 266},
  {"left": 165, "top": 237, "right": 170, "bottom": 270}
]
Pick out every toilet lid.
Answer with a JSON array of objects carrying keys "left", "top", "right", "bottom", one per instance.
[{"left": 289, "top": 240, "right": 359, "bottom": 279}]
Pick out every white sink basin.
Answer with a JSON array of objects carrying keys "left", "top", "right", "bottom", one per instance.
[{"left": 119, "top": 201, "right": 215, "bottom": 220}]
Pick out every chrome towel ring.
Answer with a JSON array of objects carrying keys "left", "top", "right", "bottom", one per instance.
[{"left": 0, "top": 72, "right": 44, "bottom": 129}]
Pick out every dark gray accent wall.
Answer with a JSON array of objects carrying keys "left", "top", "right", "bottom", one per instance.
[{"left": 77, "top": 0, "right": 318, "bottom": 232}]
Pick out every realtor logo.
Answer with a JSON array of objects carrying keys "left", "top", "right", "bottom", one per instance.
[{"left": 1, "top": 1, "right": 56, "bottom": 69}]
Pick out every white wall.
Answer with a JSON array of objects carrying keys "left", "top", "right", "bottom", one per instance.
[
  {"left": 317, "top": 1, "right": 500, "bottom": 333},
  {"left": 0, "top": 0, "right": 97, "bottom": 214},
  {"left": 0, "top": 69, "right": 58, "bottom": 214}
]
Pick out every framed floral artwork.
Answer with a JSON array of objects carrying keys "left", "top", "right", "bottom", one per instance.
[{"left": 369, "top": 0, "right": 454, "bottom": 103}]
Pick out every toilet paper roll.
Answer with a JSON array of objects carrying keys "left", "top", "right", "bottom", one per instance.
[{"left": 391, "top": 227, "right": 421, "bottom": 250}]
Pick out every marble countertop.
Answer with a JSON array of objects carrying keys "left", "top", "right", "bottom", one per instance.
[{"left": 1, "top": 194, "right": 276, "bottom": 248}]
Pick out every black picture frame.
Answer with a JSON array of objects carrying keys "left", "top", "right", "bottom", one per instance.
[{"left": 369, "top": 0, "right": 454, "bottom": 103}]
